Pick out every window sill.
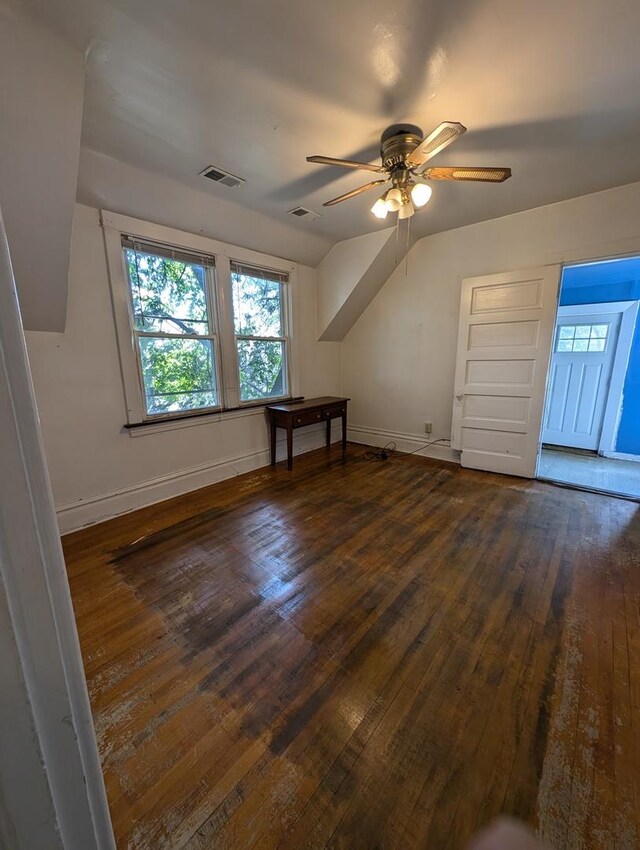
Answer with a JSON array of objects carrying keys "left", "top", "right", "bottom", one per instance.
[{"left": 125, "top": 398, "right": 300, "bottom": 438}]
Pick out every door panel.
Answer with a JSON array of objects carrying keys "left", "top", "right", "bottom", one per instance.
[
  {"left": 471, "top": 278, "right": 543, "bottom": 313},
  {"left": 452, "top": 265, "right": 561, "bottom": 477},
  {"left": 468, "top": 320, "right": 540, "bottom": 348},
  {"left": 545, "top": 363, "right": 572, "bottom": 431},
  {"left": 461, "top": 427, "right": 527, "bottom": 458},
  {"left": 462, "top": 394, "right": 531, "bottom": 429},
  {"left": 466, "top": 358, "right": 535, "bottom": 390},
  {"left": 575, "top": 363, "right": 603, "bottom": 434}
]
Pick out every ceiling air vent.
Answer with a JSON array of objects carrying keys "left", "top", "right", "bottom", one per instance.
[
  {"left": 199, "top": 165, "right": 245, "bottom": 188},
  {"left": 288, "top": 206, "right": 320, "bottom": 219}
]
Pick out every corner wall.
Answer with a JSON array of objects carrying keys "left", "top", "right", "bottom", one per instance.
[{"left": 341, "top": 180, "right": 640, "bottom": 457}]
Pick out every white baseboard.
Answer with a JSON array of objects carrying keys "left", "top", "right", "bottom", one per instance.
[
  {"left": 57, "top": 427, "right": 335, "bottom": 534},
  {"left": 58, "top": 424, "right": 461, "bottom": 534},
  {"left": 347, "top": 423, "right": 460, "bottom": 464},
  {"left": 600, "top": 450, "right": 640, "bottom": 462}
]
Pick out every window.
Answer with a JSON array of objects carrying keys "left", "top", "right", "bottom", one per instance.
[
  {"left": 111, "top": 218, "right": 294, "bottom": 424},
  {"left": 555, "top": 323, "right": 609, "bottom": 353},
  {"left": 230, "top": 262, "right": 289, "bottom": 402},
  {"left": 123, "top": 240, "right": 220, "bottom": 417}
]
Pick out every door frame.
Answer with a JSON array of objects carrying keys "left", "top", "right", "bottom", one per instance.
[
  {"left": 591, "top": 301, "right": 638, "bottom": 453},
  {"left": 0, "top": 206, "right": 115, "bottom": 848},
  {"left": 543, "top": 300, "right": 639, "bottom": 454},
  {"left": 535, "top": 246, "right": 640, "bottom": 478}
]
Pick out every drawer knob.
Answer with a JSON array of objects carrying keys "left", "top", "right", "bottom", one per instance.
[{"left": 296, "top": 417, "right": 301, "bottom": 423}]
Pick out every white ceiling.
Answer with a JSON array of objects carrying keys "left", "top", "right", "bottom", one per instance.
[{"left": 23, "top": 0, "right": 640, "bottom": 250}]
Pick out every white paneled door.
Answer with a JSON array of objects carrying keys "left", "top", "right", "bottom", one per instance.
[
  {"left": 542, "top": 305, "right": 624, "bottom": 450},
  {"left": 452, "top": 265, "right": 561, "bottom": 477}
]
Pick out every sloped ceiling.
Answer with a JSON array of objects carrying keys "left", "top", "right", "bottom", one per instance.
[
  {"left": 317, "top": 228, "right": 402, "bottom": 341},
  {"left": 20, "top": 0, "right": 640, "bottom": 255},
  {"left": 0, "top": 9, "right": 84, "bottom": 331},
  {"left": 78, "top": 149, "right": 333, "bottom": 268}
]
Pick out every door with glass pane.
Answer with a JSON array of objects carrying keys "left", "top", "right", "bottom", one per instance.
[{"left": 542, "top": 306, "right": 622, "bottom": 449}]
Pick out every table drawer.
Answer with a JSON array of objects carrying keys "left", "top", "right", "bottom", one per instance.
[
  {"left": 322, "top": 406, "right": 346, "bottom": 419},
  {"left": 291, "top": 409, "right": 323, "bottom": 427}
]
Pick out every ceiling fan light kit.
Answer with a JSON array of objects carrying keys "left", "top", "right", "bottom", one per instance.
[
  {"left": 307, "top": 121, "right": 512, "bottom": 222},
  {"left": 384, "top": 187, "right": 403, "bottom": 212},
  {"left": 410, "top": 182, "right": 432, "bottom": 207},
  {"left": 398, "top": 197, "right": 415, "bottom": 220},
  {"left": 371, "top": 197, "right": 389, "bottom": 219}
]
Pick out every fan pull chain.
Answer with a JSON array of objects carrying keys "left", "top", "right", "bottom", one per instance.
[
  {"left": 405, "top": 215, "right": 411, "bottom": 277},
  {"left": 395, "top": 215, "right": 400, "bottom": 265}
]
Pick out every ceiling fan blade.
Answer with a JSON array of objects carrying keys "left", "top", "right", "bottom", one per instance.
[
  {"left": 323, "top": 179, "right": 388, "bottom": 207},
  {"left": 307, "top": 155, "right": 386, "bottom": 173},
  {"left": 406, "top": 121, "right": 467, "bottom": 168},
  {"left": 423, "top": 166, "right": 512, "bottom": 182}
]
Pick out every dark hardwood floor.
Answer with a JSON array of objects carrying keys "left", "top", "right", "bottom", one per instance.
[{"left": 63, "top": 446, "right": 640, "bottom": 850}]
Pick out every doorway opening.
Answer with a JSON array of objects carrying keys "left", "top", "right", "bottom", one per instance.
[{"left": 538, "top": 255, "right": 640, "bottom": 498}]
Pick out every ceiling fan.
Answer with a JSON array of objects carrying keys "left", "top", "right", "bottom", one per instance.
[{"left": 307, "top": 122, "right": 511, "bottom": 220}]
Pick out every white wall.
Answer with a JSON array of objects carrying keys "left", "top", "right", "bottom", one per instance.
[
  {"left": 0, "top": 8, "right": 84, "bottom": 332},
  {"left": 26, "top": 204, "right": 341, "bottom": 532},
  {"left": 342, "top": 180, "right": 640, "bottom": 454}
]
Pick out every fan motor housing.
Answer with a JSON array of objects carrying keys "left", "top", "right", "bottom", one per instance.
[{"left": 380, "top": 124, "right": 423, "bottom": 170}]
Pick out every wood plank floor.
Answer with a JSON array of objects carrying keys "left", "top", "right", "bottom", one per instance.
[{"left": 62, "top": 446, "right": 640, "bottom": 850}]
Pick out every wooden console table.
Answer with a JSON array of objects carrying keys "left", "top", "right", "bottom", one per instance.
[{"left": 266, "top": 396, "right": 350, "bottom": 470}]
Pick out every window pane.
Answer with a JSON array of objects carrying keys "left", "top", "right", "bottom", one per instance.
[
  {"left": 591, "top": 324, "right": 608, "bottom": 338},
  {"left": 126, "top": 249, "right": 210, "bottom": 335},
  {"left": 237, "top": 340, "right": 286, "bottom": 401},
  {"left": 231, "top": 272, "right": 283, "bottom": 336},
  {"left": 138, "top": 337, "right": 217, "bottom": 414},
  {"left": 573, "top": 339, "right": 589, "bottom": 352},
  {"left": 575, "top": 325, "right": 590, "bottom": 338},
  {"left": 559, "top": 326, "right": 575, "bottom": 339},
  {"left": 588, "top": 338, "right": 606, "bottom": 352},
  {"left": 556, "top": 339, "right": 573, "bottom": 352}
]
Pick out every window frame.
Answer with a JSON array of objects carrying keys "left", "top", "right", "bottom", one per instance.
[
  {"left": 102, "top": 211, "right": 298, "bottom": 429},
  {"left": 229, "top": 260, "right": 292, "bottom": 407},
  {"left": 122, "top": 239, "right": 223, "bottom": 421}
]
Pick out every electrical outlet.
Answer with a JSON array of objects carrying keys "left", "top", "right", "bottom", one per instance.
[{"left": 424, "top": 422, "right": 433, "bottom": 435}]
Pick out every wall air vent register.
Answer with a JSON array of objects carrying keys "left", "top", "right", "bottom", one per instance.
[{"left": 199, "top": 165, "right": 245, "bottom": 188}]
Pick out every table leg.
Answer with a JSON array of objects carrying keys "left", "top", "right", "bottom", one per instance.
[
  {"left": 342, "top": 412, "right": 347, "bottom": 451},
  {"left": 326, "top": 417, "right": 331, "bottom": 447},
  {"left": 287, "top": 424, "right": 293, "bottom": 471},
  {"left": 270, "top": 418, "right": 276, "bottom": 466}
]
